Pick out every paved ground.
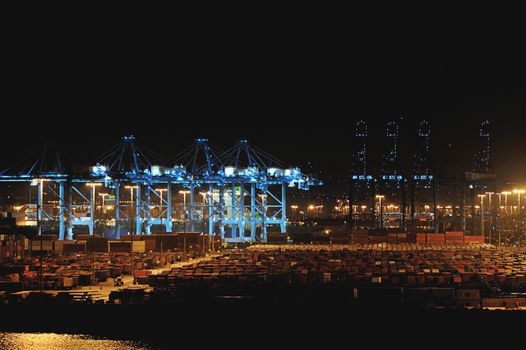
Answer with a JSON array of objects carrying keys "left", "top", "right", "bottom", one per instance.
[{"left": 74, "top": 253, "right": 223, "bottom": 301}]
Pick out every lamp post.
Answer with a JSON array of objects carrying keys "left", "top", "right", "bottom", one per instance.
[
  {"left": 486, "top": 192, "right": 495, "bottom": 243},
  {"left": 308, "top": 204, "right": 315, "bottom": 218},
  {"left": 179, "top": 190, "right": 190, "bottom": 231},
  {"left": 125, "top": 185, "right": 138, "bottom": 234},
  {"left": 156, "top": 188, "right": 167, "bottom": 226},
  {"left": 501, "top": 192, "right": 511, "bottom": 214},
  {"left": 31, "top": 179, "right": 44, "bottom": 293},
  {"left": 514, "top": 189, "right": 526, "bottom": 245},
  {"left": 513, "top": 189, "right": 525, "bottom": 213},
  {"left": 99, "top": 193, "right": 109, "bottom": 216},
  {"left": 199, "top": 191, "right": 211, "bottom": 233},
  {"left": 376, "top": 195, "right": 385, "bottom": 229},
  {"left": 290, "top": 205, "right": 298, "bottom": 221},
  {"left": 478, "top": 194, "right": 486, "bottom": 242},
  {"left": 179, "top": 190, "right": 190, "bottom": 213},
  {"left": 86, "top": 183, "right": 102, "bottom": 236},
  {"left": 259, "top": 194, "right": 268, "bottom": 241}
]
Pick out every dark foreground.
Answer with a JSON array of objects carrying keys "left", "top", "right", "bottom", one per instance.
[
  {"left": 1, "top": 301, "right": 526, "bottom": 348},
  {"left": 0, "top": 332, "right": 154, "bottom": 350}
]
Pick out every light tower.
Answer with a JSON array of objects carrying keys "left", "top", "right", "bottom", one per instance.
[
  {"left": 475, "top": 120, "right": 492, "bottom": 173},
  {"left": 350, "top": 121, "right": 374, "bottom": 231},
  {"left": 355, "top": 120, "right": 368, "bottom": 176},
  {"left": 468, "top": 121, "right": 497, "bottom": 235},
  {"left": 411, "top": 120, "right": 435, "bottom": 230},
  {"left": 379, "top": 119, "right": 404, "bottom": 230}
]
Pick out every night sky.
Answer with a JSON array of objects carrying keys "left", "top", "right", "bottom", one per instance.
[{"left": 2, "top": 26, "right": 526, "bottom": 188}]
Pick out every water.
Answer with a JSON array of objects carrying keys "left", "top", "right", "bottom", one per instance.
[{"left": 0, "top": 332, "right": 156, "bottom": 350}]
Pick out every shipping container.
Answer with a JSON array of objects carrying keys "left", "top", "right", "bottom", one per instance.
[
  {"left": 86, "top": 237, "right": 109, "bottom": 253},
  {"left": 63, "top": 242, "right": 86, "bottom": 253},
  {"left": 132, "top": 241, "right": 146, "bottom": 253},
  {"left": 426, "top": 234, "right": 445, "bottom": 244}
]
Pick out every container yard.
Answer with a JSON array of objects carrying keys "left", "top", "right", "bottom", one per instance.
[
  {"left": 0, "top": 232, "right": 215, "bottom": 298},
  {"left": 149, "top": 243, "right": 526, "bottom": 294},
  {"left": 3, "top": 229, "right": 526, "bottom": 310}
]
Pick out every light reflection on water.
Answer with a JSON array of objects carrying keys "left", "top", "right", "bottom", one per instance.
[{"left": 0, "top": 332, "right": 155, "bottom": 350}]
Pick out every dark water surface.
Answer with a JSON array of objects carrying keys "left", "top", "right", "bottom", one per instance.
[{"left": 0, "top": 333, "right": 156, "bottom": 350}]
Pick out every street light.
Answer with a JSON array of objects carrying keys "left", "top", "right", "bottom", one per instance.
[
  {"left": 124, "top": 185, "right": 138, "bottom": 234},
  {"left": 478, "top": 194, "right": 486, "bottom": 240},
  {"left": 86, "top": 183, "right": 102, "bottom": 205},
  {"left": 86, "top": 183, "right": 102, "bottom": 236},
  {"left": 258, "top": 194, "right": 268, "bottom": 202},
  {"left": 124, "top": 186, "right": 138, "bottom": 204},
  {"left": 86, "top": 183, "right": 102, "bottom": 188},
  {"left": 513, "top": 189, "right": 525, "bottom": 213},
  {"left": 485, "top": 192, "right": 494, "bottom": 208},
  {"left": 155, "top": 188, "right": 168, "bottom": 226},
  {"left": 290, "top": 205, "right": 298, "bottom": 220},
  {"left": 99, "top": 193, "right": 109, "bottom": 215},
  {"left": 156, "top": 188, "right": 167, "bottom": 213},
  {"left": 514, "top": 189, "right": 526, "bottom": 246},
  {"left": 259, "top": 194, "right": 268, "bottom": 239},
  {"left": 376, "top": 195, "right": 385, "bottom": 229},
  {"left": 501, "top": 191, "right": 512, "bottom": 213},
  {"left": 179, "top": 190, "right": 191, "bottom": 218},
  {"left": 486, "top": 192, "right": 495, "bottom": 243}
]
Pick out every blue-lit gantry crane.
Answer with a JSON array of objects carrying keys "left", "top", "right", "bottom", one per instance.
[{"left": 0, "top": 136, "right": 321, "bottom": 243}]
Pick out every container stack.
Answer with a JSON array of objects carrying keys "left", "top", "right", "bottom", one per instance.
[
  {"left": 445, "top": 232, "right": 464, "bottom": 244},
  {"left": 464, "top": 235, "right": 485, "bottom": 244},
  {"left": 416, "top": 233, "right": 427, "bottom": 244},
  {"left": 426, "top": 233, "right": 445, "bottom": 244},
  {"left": 147, "top": 245, "right": 526, "bottom": 291},
  {"left": 63, "top": 241, "right": 86, "bottom": 253},
  {"left": 109, "top": 241, "right": 132, "bottom": 253},
  {"left": 351, "top": 230, "right": 368, "bottom": 244},
  {"left": 86, "top": 237, "right": 109, "bottom": 253}
]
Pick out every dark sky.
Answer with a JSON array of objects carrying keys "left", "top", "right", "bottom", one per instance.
[{"left": 2, "top": 22, "right": 526, "bottom": 187}]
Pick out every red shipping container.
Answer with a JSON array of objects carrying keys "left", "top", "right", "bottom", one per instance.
[
  {"left": 446, "top": 231, "right": 464, "bottom": 237},
  {"left": 464, "top": 235, "right": 485, "bottom": 244},
  {"left": 368, "top": 236, "right": 387, "bottom": 243},
  {"left": 426, "top": 234, "right": 445, "bottom": 244},
  {"left": 416, "top": 233, "right": 426, "bottom": 244}
]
